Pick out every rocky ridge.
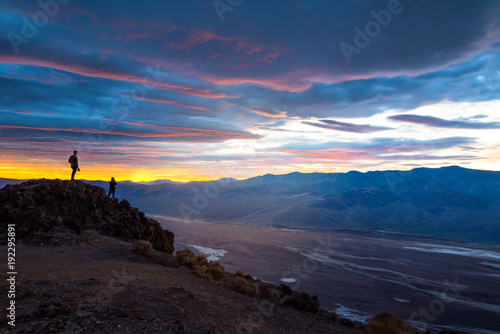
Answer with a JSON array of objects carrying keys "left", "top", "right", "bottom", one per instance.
[{"left": 0, "top": 179, "right": 174, "bottom": 253}]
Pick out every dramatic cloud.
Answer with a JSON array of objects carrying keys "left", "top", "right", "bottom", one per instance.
[
  {"left": 303, "top": 119, "right": 393, "bottom": 133},
  {"left": 388, "top": 114, "right": 500, "bottom": 129},
  {"left": 244, "top": 108, "right": 288, "bottom": 119},
  {"left": 0, "top": 0, "right": 499, "bottom": 181}
]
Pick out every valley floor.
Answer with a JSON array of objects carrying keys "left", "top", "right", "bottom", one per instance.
[{"left": 158, "top": 219, "right": 500, "bottom": 334}]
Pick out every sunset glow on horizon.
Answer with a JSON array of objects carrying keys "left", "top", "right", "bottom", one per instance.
[{"left": 1, "top": 1, "right": 500, "bottom": 182}]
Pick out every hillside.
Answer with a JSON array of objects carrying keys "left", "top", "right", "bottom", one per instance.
[
  {"left": 0, "top": 179, "right": 366, "bottom": 333},
  {"left": 1, "top": 233, "right": 366, "bottom": 333},
  {"left": 83, "top": 166, "right": 500, "bottom": 244}
]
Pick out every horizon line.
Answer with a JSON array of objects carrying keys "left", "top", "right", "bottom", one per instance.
[{"left": 1, "top": 165, "right": 496, "bottom": 184}]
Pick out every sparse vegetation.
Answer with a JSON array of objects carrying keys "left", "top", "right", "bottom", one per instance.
[
  {"left": 133, "top": 239, "right": 153, "bottom": 256},
  {"left": 236, "top": 270, "right": 253, "bottom": 280},
  {"left": 228, "top": 278, "right": 321, "bottom": 315},
  {"left": 178, "top": 248, "right": 416, "bottom": 331},
  {"left": 228, "top": 276, "right": 260, "bottom": 297},
  {"left": 194, "top": 265, "right": 211, "bottom": 280},
  {"left": 282, "top": 291, "right": 320, "bottom": 314},
  {"left": 176, "top": 248, "right": 226, "bottom": 281},
  {"left": 318, "top": 307, "right": 338, "bottom": 322},
  {"left": 364, "top": 311, "right": 419, "bottom": 334},
  {"left": 176, "top": 249, "right": 197, "bottom": 268},
  {"left": 257, "top": 285, "right": 281, "bottom": 303}
]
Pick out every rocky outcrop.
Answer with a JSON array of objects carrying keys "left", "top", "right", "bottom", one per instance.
[{"left": 0, "top": 179, "right": 174, "bottom": 253}]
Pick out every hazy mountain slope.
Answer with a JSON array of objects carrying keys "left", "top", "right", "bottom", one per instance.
[
  {"left": 0, "top": 178, "right": 25, "bottom": 189},
  {"left": 115, "top": 167, "right": 500, "bottom": 244}
]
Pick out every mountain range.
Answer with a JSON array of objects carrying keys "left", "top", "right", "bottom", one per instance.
[
  {"left": 98, "top": 166, "right": 500, "bottom": 244},
  {"left": 2, "top": 166, "right": 499, "bottom": 244}
]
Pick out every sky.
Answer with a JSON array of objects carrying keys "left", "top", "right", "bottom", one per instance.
[{"left": 1, "top": 0, "right": 500, "bottom": 182}]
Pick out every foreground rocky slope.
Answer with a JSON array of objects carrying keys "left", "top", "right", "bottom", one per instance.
[
  {"left": 0, "top": 179, "right": 174, "bottom": 253},
  {"left": 0, "top": 233, "right": 363, "bottom": 333}
]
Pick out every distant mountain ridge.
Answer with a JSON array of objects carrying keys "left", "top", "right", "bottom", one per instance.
[
  {"left": 1, "top": 166, "right": 499, "bottom": 243},
  {"left": 116, "top": 166, "right": 500, "bottom": 244}
]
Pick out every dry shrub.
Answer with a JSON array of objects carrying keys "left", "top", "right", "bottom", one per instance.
[
  {"left": 229, "top": 276, "right": 248, "bottom": 294},
  {"left": 209, "top": 261, "right": 226, "bottom": 280},
  {"left": 251, "top": 283, "right": 260, "bottom": 297},
  {"left": 236, "top": 270, "right": 253, "bottom": 280},
  {"left": 236, "top": 269, "right": 253, "bottom": 280},
  {"left": 197, "top": 254, "right": 209, "bottom": 266},
  {"left": 268, "top": 288, "right": 281, "bottom": 303},
  {"left": 318, "top": 307, "right": 338, "bottom": 322},
  {"left": 229, "top": 277, "right": 260, "bottom": 297},
  {"left": 259, "top": 286, "right": 281, "bottom": 303},
  {"left": 176, "top": 249, "right": 226, "bottom": 281},
  {"left": 195, "top": 265, "right": 211, "bottom": 281},
  {"left": 282, "top": 291, "right": 320, "bottom": 314},
  {"left": 134, "top": 239, "right": 153, "bottom": 256},
  {"left": 366, "top": 311, "right": 418, "bottom": 334},
  {"left": 176, "top": 249, "right": 197, "bottom": 269}
]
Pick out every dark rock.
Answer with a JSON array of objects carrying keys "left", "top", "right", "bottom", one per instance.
[
  {"left": 278, "top": 284, "right": 292, "bottom": 294},
  {"left": 170, "top": 320, "right": 184, "bottom": 333},
  {"left": 55, "top": 320, "right": 64, "bottom": 329},
  {"left": 107, "top": 308, "right": 129, "bottom": 318},
  {"left": 76, "top": 312, "right": 92, "bottom": 318},
  {"left": 0, "top": 179, "right": 174, "bottom": 253}
]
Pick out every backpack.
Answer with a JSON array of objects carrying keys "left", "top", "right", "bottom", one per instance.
[{"left": 68, "top": 155, "right": 73, "bottom": 164}]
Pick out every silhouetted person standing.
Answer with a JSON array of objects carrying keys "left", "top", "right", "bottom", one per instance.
[
  {"left": 108, "top": 177, "right": 117, "bottom": 198},
  {"left": 68, "top": 150, "right": 79, "bottom": 180}
]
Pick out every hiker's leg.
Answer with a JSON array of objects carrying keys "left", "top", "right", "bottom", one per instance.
[{"left": 71, "top": 168, "right": 76, "bottom": 180}]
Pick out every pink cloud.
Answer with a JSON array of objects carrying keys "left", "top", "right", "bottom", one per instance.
[
  {"left": 244, "top": 108, "right": 287, "bottom": 118},
  {"left": 0, "top": 55, "right": 228, "bottom": 98},
  {"left": 0, "top": 123, "right": 261, "bottom": 142},
  {"left": 197, "top": 69, "right": 347, "bottom": 93}
]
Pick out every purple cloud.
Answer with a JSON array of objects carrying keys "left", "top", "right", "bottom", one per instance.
[
  {"left": 303, "top": 119, "right": 393, "bottom": 133},
  {"left": 388, "top": 114, "right": 500, "bottom": 129}
]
